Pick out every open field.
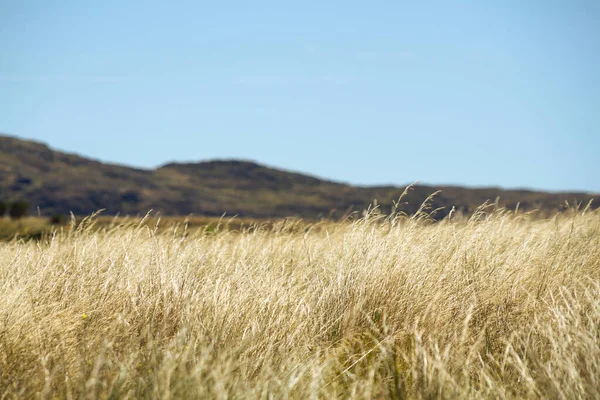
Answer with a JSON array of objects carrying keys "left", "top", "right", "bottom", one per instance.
[
  {"left": 0, "top": 214, "right": 283, "bottom": 242},
  {"left": 1, "top": 204, "right": 599, "bottom": 399}
]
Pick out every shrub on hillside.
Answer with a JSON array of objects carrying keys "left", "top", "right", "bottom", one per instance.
[{"left": 50, "top": 214, "right": 69, "bottom": 225}]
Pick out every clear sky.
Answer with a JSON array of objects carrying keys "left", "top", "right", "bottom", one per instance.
[{"left": 1, "top": 1, "right": 599, "bottom": 192}]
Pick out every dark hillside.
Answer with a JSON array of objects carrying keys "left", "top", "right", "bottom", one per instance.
[{"left": 1, "top": 134, "right": 596, "bottom": 218}]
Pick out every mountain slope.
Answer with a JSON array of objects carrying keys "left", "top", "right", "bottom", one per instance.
[{"left": 0, "top": 134, "right": 596, "bottom": 218}]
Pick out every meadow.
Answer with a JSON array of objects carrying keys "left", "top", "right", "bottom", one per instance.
[{"left": 1, "top": 200, "right": 599, "bottom": 399}]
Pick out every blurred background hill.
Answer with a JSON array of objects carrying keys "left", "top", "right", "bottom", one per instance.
[{"left": 1, "top": 134, "right": 596, "bottom": 219}]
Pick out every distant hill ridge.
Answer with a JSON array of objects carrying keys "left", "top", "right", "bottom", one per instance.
[{"left": 0, "top": 134, "right": 596, "bottom": 218}]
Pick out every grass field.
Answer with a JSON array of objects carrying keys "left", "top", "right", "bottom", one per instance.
[
  {"left": 1, "top": 202, "right": 599, "bottom": 399},
  {"left": 0, "top": 214, "right": 275, "bottom": 242}
]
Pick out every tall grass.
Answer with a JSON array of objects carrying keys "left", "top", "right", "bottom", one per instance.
[{"left": 1, "top": 204, "right": 599, "bottom": 398}]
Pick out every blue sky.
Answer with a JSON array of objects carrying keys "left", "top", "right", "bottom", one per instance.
[{"left": 1, "top": 1, "right": 599, "bottom": 192}]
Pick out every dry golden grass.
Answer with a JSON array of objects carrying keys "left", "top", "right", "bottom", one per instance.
[
  {"left": 1, "top": 203, "right": 599, "bottom": 399},
  {"left": 0, "top": 217, "right": 49, "bottom": 241}
]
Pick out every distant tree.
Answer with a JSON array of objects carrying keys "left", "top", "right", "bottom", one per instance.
[
  {"left": 0, "top": 201, "right": 6, "bottom": 217},
  {"left": 9, "top": 200, "right": 29, "bottom": 220}
]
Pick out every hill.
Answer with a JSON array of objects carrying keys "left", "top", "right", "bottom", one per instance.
[{"left": 0, "top": 134, "right": 597, "bottom": 218}]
